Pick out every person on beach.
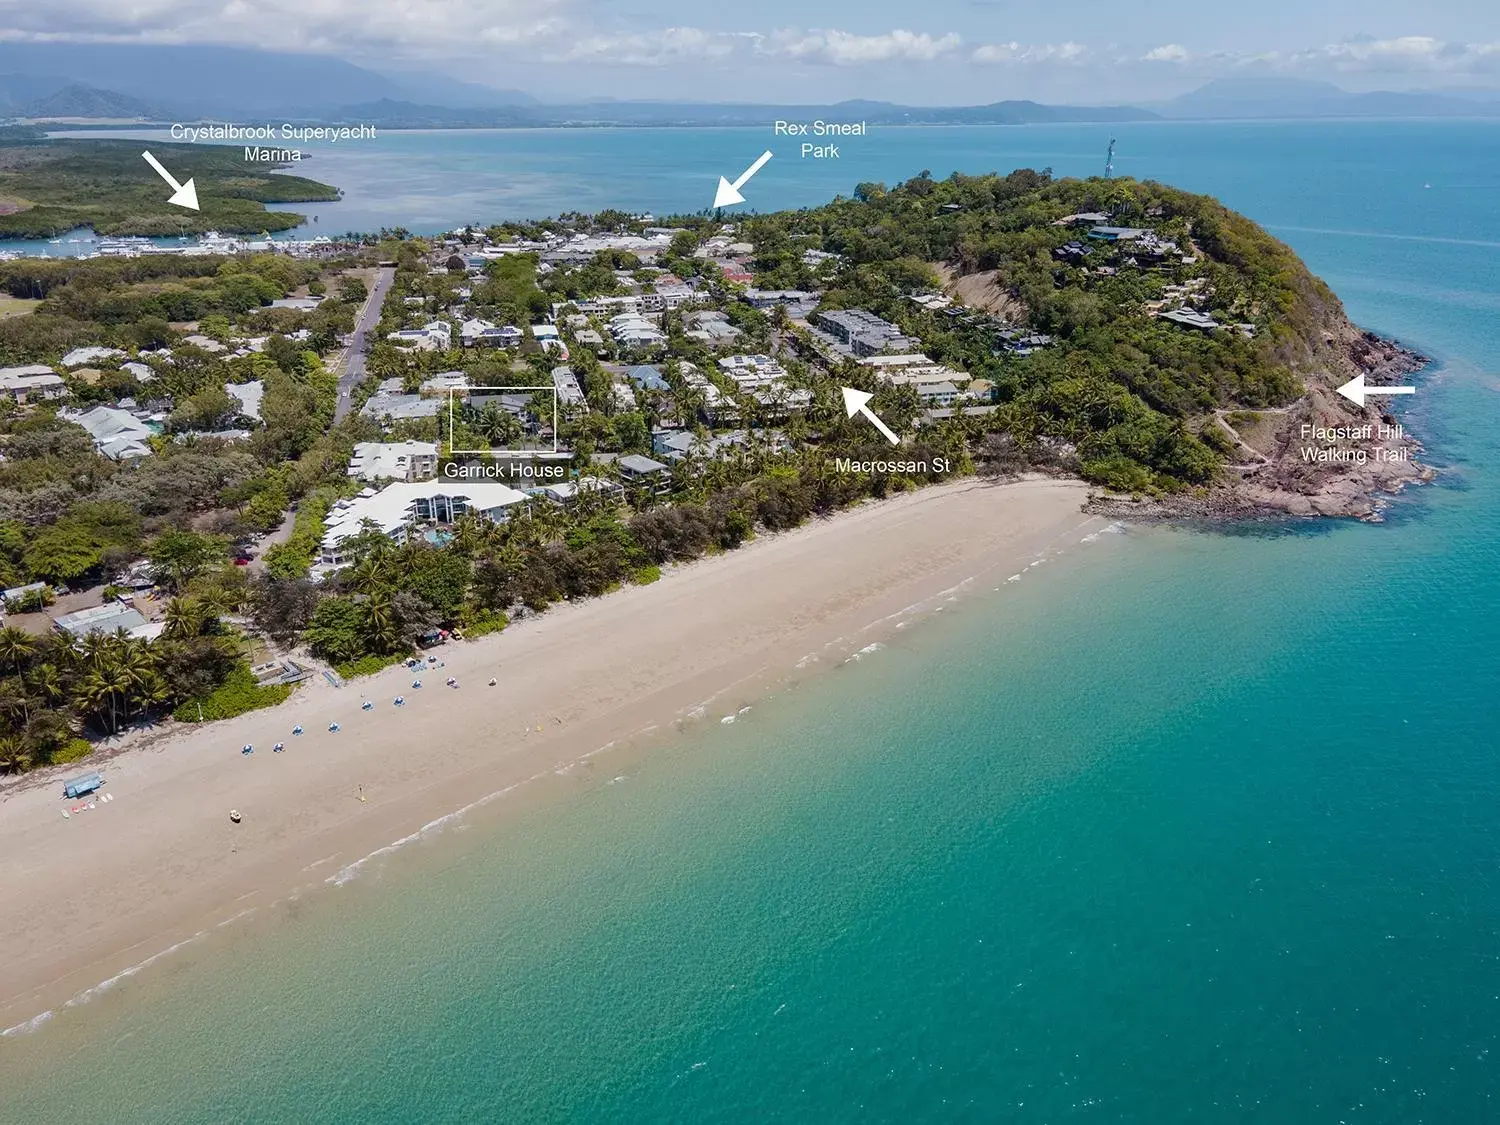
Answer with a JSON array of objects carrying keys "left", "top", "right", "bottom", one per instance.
[
  {"left": 394, "top": 696, "right": 405, "bottom": 707},
  {"left": 329, "top": 722, "right": 340, "bottom": 732},
  {"left": 362, "top": 700, "right": 373, "bottom": 711},
  {"left": 241, "top": 744, "right": 253, "bottom": 755},
  {"left": 293, "top": 725, "right": 303, "bottom": 736},
  {"left": 273, "top": 742, "right": 284, "bottom": 753}
]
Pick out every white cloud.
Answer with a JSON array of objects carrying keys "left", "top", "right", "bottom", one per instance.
[
  {"left": 561, "top": 27, "right": 754, "bottom": 66},
  {"left": 763, "top": 29, "right": 963, "bottom": 66},
  {"left": 971, "top": 41, "right": 1088, "bottom": 65},
  {"left": 0, "top": 0, "right": 568, "bottom": 57},
  {"left": 1284, "top": 35, "right": 1500, "bottom": 75},
  {"left": 4, "top": 9, "right": 1500, "bottom": 90},
  {"left": 1143, "top": 44, "right": 1190, "bottom": 64}
]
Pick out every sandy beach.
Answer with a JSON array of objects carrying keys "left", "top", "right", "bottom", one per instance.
[{"left": 0, "top": 477, "right": 1096, "bottom": 1033}]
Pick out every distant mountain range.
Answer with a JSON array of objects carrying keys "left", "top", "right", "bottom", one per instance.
[
  {"left": 4, "top": 83, "right": 166, "bottom": 121},
  {"left": 2, "top": 44, "right": 1499, "bottom": 127},
  {"left": 0, "top": 43, "right": 536, "bottom": 119},
  {"left": 325, "top": 97, "right": 1155, "bottom": 129},
  {"left": 1156, "top": 77, "right": 1500, "bottom": 120}
]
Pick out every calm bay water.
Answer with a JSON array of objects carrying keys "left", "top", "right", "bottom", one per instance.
[{"left": 2, "top": 122, "right": 1499, "bottom": 1122}]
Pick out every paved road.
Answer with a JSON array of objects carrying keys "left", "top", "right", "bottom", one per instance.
[{"left": 333, "top": 265, "right": 395, "bottom": 423}]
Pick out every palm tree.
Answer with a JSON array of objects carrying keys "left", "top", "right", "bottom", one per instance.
[
  {"left": 363, "top": 592, "right": 400, "bottom": 653},
  {"left": 0, "top": 626, "right": 34, "bottom": 676},
  {"left": 347, "top": 552, "right": 393, "bottom": 596},
  {"left": 76, "top": 668, "right": 120, "bottom": 736},
  {"left": 198, "top": 589, "right": 231, "bottom": 629},
  {"left": 163, "top": 597, "right": 207, "bottom": 640},
  {"left": 0, "top": 735, "right": 30, "bottom": 775},
  {"left": 77, "top": 631, "right": 114, "bottom": 675},
  {"left": 0, "top": 678, "right": 30, "bottom": 727},
  {"left": 26, "top": 661, "right": 64, "bottom": 710},
  {"left": 121, "top": 644, "right": 160, "bottom": 722}
]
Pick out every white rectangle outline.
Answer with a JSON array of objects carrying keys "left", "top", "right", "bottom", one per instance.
[{"left": 446, "top": 385, "right": 566, "bottom": 457}]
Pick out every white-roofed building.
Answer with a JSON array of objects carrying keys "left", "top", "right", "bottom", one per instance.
[
  {"left": 387, "top": 321, "right": 452, "bottom": 351},
  {"left": 347, "top": 441, "right": 439, "bottom": 483},
  {"left": 528, "top": 476, "right": 624, "bottom": 504},
  {"left": 608, "top": 313, "right": 666, "bottom": 347},
  {"left": 60, "top": 404, "right": 155, "bottom": 461},
  {"left": 224, "top": 380, "right": 264, "bottom": 422},
  {"left": 640, "top": 285, "right": 698, "bottom": 312},
  {"left": 552, "top": 366, "right": 587, "bottom": 410},
  {"left": 859, "top": 353, "right": 971, "bottom": 406},
  {"left": 54, "top": 602, "right": 159, "bottom": 640},
  {"left": 360, "top": 392, "right": 442, "bottom": 422},
  {"left": 318, "top": 481, "right": 529, "bottom": 567},
  {"left": 421, "top": 371, "right": 470, "bottom": 395},
  {"left": 460, "top": 319, "right": 523, "bottom": 348},
  {"left": 60, "top": 346, "right": 127, "bottom": 368},
  {"left": 0, "top": 365, "right": 66, "bottom": 403},
  {"left": 718, "top": 354, "right": 786, "bottom": 392}
]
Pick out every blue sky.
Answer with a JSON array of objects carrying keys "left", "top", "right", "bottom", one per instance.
[{"left": 12, "top": 0, "right": 1500, "bottom": 103}]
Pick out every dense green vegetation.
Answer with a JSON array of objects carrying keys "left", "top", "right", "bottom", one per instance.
[
  {"left": 0, "top": 166, "right": 1355, "bottom": 774},
  {"left": 0, "top": 601, "right": 260, "bottom": 770},
  {"left": 0, "top": 139, "right": 339, "bottom": 237},
  {"left": 735, "top": 170, "right": 1336, "bottom": 492}
]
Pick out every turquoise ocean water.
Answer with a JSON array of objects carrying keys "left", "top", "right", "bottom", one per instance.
[{"left": 2, "top": 122, "right": 1499, "bottom": 1122}]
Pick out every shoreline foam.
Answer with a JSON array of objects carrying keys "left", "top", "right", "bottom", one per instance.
[{"left": 0, "top": 476, "right": 1099, "bottom": 1035}]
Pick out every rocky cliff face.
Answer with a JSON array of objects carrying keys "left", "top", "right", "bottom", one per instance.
[
  {"left": 1089, "top": 320, "right": 1432, "bottom": 522},
  {"left": 1231, "top": 324, "right": 1431, "bottom": 518}
]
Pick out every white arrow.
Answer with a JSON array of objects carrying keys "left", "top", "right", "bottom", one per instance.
[
  {"left": 1335, "top": 372, "right": 1416, "bottom": 408},
  {"left": 141, "top": 150, "right": 200, "bottom": 211},
  {"left": 713, "top": 150, "right": 773, "bottom": 208},
  {"left": 841, "top": 386, "right": 900, "bottom": 446}
]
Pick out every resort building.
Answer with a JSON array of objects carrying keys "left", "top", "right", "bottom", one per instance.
[
  {"left": 743, "top": 288, "right": 821, "bottom": 311},
  {"left": 641, "top": 285, "right": 698, "bottom": 312},
  {"left": 318, "top": 481, "right": 529, "bottom": 567},
  {"left": 1158, "top": 308, "right": 1221, "bottom": 331},
  {"left": 859, "top": 354, "right": 971, "bottom": 407},
  {"left": 653, "top": 428, "right": 786, "bottom": 463},
  {"left": 347, "top": 441, "right": 439, "bottom": 483},
  {"left": 814, "top": 309, "right": 915, "bottom": 357},
  {"left": 611, "top": 381, "right": 638, "bottom": 410},
  {"left": 60, "top": 404, "right": 155, "bottom": 461}
]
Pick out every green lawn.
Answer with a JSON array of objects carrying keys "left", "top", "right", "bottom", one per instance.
[{"left": 0, "top": 293, "right": 40, "bottom": 318}]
